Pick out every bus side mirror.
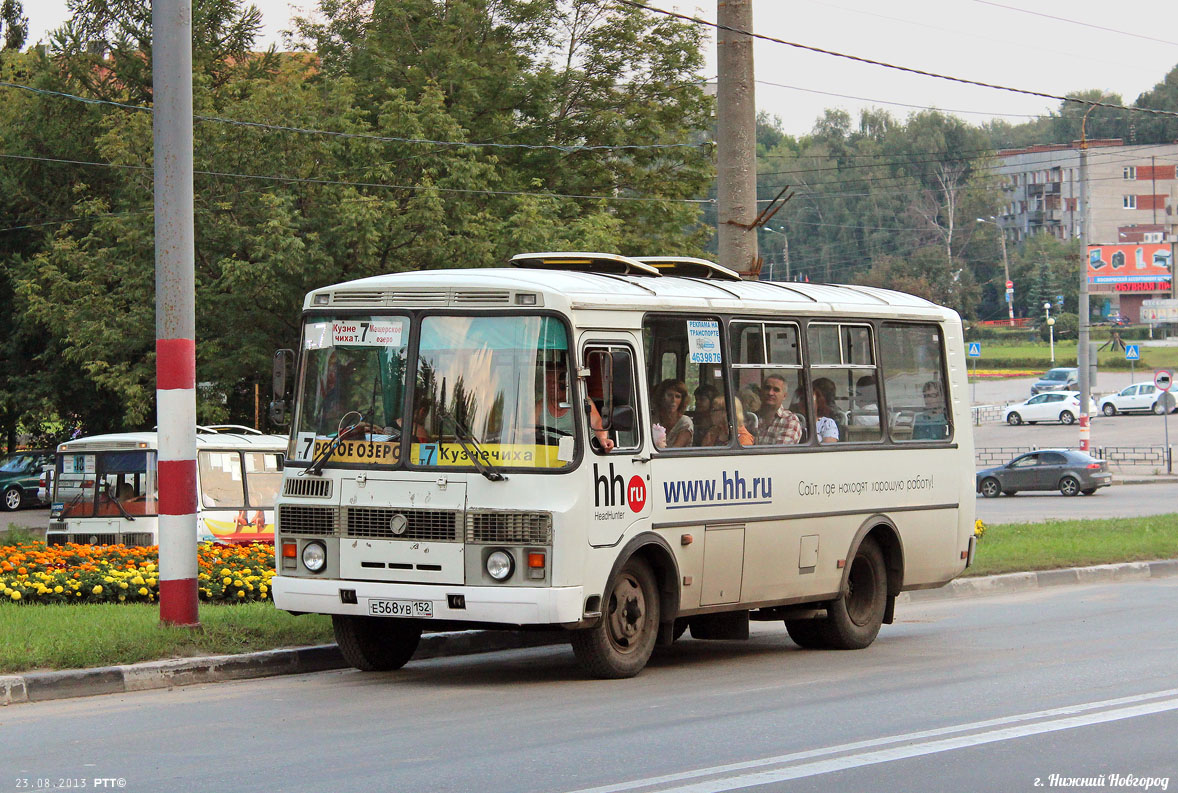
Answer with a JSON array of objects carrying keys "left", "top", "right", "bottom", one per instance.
[{"left": 270, "top": 348, "right": 294, "bottom": 427}]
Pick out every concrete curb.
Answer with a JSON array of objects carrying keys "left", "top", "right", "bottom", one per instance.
[{"left": 4, "top": 559, "right": 1177, "bottom": 706}]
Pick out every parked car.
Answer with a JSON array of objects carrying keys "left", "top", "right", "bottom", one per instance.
[
  {"left": 1099, "top": 383, "right": 1178, "bottom": 415},
  {"left": 1004, "top": 391, "right": 1097, "bottom": 426},
  {"left": 0, "top": 450, "right": 54, "bottom": 511},
  {"left": 1030, "top": 367, "right": 1079, "bottom": 396},
  {"left": 977, "top": 449, "right": 1112, "bottom": 497}
]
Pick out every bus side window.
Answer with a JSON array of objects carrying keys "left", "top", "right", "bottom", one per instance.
[
  {"left": 643, "top": 315, "right": 725, "bottom": 449},
  {"left": 586, "top": 346, "right": 640, "bottom": 452},
  {"left": 879, "top": 323, "right": 950, "bottom": 442}
]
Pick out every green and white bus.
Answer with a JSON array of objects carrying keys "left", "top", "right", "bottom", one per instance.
[{"left": 271, "top": 253, "right": 975, "bottom": 678}]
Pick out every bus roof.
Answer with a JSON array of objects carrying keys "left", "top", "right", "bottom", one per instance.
[
  {"left": 304, "top": 253, "right": 953, "bottom": 319},
  {"left": 57, "top": 430, "right": 287, "bottom": 454}
]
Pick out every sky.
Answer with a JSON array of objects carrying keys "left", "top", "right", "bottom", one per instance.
[{"left": 23, "top": 0, "right": 1178, "bottom": 138}]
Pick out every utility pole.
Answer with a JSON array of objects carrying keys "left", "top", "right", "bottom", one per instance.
[
  {"left": 154, "top": 0, "right": 199, "bottom": 625},
  {"left": 716, "top": 0, "right": 758, "bottom": 278},
  {"left": 1077, "top": 105, "right": 1099, "bottom": 453},
  {"left": 978, "top": 216, "right": 1013, "bottom": 323}
]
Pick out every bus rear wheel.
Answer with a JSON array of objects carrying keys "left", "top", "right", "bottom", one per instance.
[
  {"left": 785, "top": 618, "right": 828, "bottom": 649},
  {"left": 571, "top": 556, "right": 660, "bottom": 679},
  {"left": 332, "top": 615, "right": 422, "bottom": 671},
  {"left": 819, "top": 537, "right": 887, "bottom": 650}
]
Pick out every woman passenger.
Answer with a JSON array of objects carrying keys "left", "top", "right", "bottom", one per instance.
[{"left": 652, "top": 379, "right": 694, "bottom": 448}]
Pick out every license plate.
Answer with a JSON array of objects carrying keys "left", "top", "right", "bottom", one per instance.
[{"left": 367, "top": 598, "right": 433, "bottom": 618}]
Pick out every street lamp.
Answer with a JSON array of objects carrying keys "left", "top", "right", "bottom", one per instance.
[
  {"left": 1044, "top": 302, "right": 1055, "bottom": 363},
  {"left": 762, "top": 226, "right": 789, "bottom": 281},
  {"left": 977, "top": 217, "right": 1014, "bottom": 324}
]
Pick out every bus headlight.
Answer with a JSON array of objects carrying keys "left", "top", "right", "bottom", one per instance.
[
  {"left": 302, "top": 541, "right": 327, "bottom": 573},
  {"left": 486, "top": 550, "right": 514, "bottom": 581}
]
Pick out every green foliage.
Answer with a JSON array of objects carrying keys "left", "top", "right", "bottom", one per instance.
[
  {"left": 1, "top": 0, "right": 714, "bottom": 434},
  {"left": 0, "top": 0, "right": 27, "bottom": 51},
  {"left": 1038, "top": 311, "right": 1078, "bottom": 341}
]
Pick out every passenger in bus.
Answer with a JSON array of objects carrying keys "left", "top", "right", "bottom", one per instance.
[
  {"left": 850, "top": 375, "right": 880, "bottom": 427},
  {"left": 755, "top": 374, "right": 803, "bottom": 445},
  {"left": 700, "top": 396, "right": 754, "bottom": 447},
  {"left": 911, "top": 380, "right": 948, "bottom": 440},
  {"left": 738, "top": 385, "right": 762, "bottom": 436},
  {"left": 812, "top": 377, "right": 840, "bottom": 443},
  {"left": 691, "top": 384, "right": 718, "bottom": 444},
  {"left": 651, "top": 379, "right": 693, "bottom": 449},
  {"left": 538, "top": 363, "right": 614, "bottom": 451}
]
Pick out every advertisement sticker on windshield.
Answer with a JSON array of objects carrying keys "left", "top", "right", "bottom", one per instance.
[{"left": 687, "top": 320, "right": 722, "bottom": 364}]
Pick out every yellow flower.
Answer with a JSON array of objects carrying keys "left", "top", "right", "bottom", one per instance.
[
  {"left": 132, "top": 576, "right": 145, "bottom": 585},
  {"left": 54, "top": 586, "right": 64, "bottom": 594},
  {"left": 103, "top": 576, "right": 114, "bottom": 583},
  {"left": 220, "top": 567, "right": 231, "bottom": 576},
  {"left": 236, "top": 590, "right": 245, "bottom": 598},
  {"left": 147, "top": 578, "right": 157, "bottom": 586},
  {"left": 222, "top": 577, "right": 232, "bottom": 585},
  {"left": 10, "top": 590, "right": 21, "bottom": 600},
  {"left": 118, "top": 594, "right": 126, "bottom": 601},
  {"left": 92, "top": 585, "right": 103, "bottom": 595},
  {"left": 119, "top": 582, "right": 129, "bottom": 589},
  {"left": 138, "top": 587, "right": 149, "bottom": 596},
  {"left": 234, "top": 579, "right": 243, "bottom": 587}
]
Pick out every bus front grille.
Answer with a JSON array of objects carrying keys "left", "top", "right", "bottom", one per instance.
[
  {"left": 465, "top": 511, "right": 552, "bottom": 545},
  {"left": 346, "top": 507, "right": 459, "bottom": 542},
  {"left": 46, "top": 532, "right": 156, "bottom": 548},
  {"left": 278, "top": 505, "right": 340, "bottom": 536},
  {"left": 284, "top": 477, "right": 332, "bottom": 498}
]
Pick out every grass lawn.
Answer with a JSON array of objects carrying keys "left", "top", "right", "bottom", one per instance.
[
  {"left": 965, "top": 513, "right": 1178, "bottom": 577},
  {"left": 0, "top": 602, "right": 333, "bottom": 674},
  {"left": 966, "top": 340, "right": 1178, "bottom": 371}
]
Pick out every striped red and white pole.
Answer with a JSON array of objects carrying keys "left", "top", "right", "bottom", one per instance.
[{"left": 154, "top": 0, "right": 199, "bottom": 626}]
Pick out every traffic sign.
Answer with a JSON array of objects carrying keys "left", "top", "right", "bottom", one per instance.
[
  {"left": 1156, "top": 370, "right": 1173, "bottom": 392},
  {"left": 968, "top": 342, "right": 982, "bottom": 358},
  {"left": 1125, "top": 344, "right": 1140, "bottom": 361},
  {"left": 1005, "top": 280, "right": 1013, "bottom": 290}
]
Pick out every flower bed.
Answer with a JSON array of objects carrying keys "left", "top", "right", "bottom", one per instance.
[{"left": 0, "top": 541, "right": 276, "bottom": 605}]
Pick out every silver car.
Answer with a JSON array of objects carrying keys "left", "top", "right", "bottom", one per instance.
[
  {"left": 977, "top": 449, "right": 1112, "bottom": 497},
  {"left": 1030, "top": 367, "right": 1079, "bottom": 396}
]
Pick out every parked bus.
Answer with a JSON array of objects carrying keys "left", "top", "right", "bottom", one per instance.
[
  {"left": 48, "top": 426, "right": 286, "bottom": 547},
  {"left": 270, "top": 253, "right": 976, "bottom": 678}
]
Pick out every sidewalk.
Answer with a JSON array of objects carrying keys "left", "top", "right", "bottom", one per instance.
[{"left": 4, "top": 558, "right": 1177, "bottom": 706}]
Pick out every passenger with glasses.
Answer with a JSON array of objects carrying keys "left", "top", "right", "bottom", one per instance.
[{"left": 911, "top": 380, "right": 948, "bottom": 441}]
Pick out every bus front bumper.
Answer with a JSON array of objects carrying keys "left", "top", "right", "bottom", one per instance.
[{"left": 271, "top": 575, "right": 586, "bottom": 626}]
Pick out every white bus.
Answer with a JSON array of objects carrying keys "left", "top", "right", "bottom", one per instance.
[
  {"left": 48, "top": 426, "right": 286, "bottom": 547},
  {"left": 271, "top": 253, "right": 976, "bottom": 678}
]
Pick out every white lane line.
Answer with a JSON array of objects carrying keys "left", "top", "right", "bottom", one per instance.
[
  {"left": 563, "top": 688, "right": 1178, "bottom": 793},
  {"left": 662, "top": 697, "right": 1178, "bottom": 793}
]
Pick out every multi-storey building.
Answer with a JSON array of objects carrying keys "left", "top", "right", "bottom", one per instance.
[{"left": 995, "top": 140, "right": 1177, "bottom": 321}]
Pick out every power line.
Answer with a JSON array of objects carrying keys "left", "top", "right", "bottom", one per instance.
[
  {"left": 620, "top": 1, "right": 1178, "bottom": 120},
  {"left": 0, "top": 80, "right": 712, "bottom": 153},
  {"left": 0, "top": 152, "right": 714, "bottom": 205},
  {"left": 755, "top": 79, "right": 1046, "bottom": 119},
  {"left": 972, "top": 0, "right": 1178, "bottom": 47}
]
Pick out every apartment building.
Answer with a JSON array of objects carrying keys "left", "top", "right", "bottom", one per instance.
[{"left": 995, "top": 140, "right": 1177, "bottom": 321}]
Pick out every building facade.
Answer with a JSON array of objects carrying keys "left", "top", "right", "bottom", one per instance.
[{"left": 996, "top": 140, "right": 1178, "bottom": 321}]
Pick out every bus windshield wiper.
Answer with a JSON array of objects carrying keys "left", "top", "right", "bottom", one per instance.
[
  {"left": 439, "top": 409, "right": 506, "bottom": 482},
  {"left": 107, "top": 487, "right": 135, "bottom": 521},
  {"left": 302, "top": 411, "right": 363, "bottom": 476}
]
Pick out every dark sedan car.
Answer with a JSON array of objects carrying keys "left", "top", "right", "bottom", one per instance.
[
  {"left": 1030, "top": 367, "right": 1079, "bottom": 396},
  {"left": 0, "top": 450, "right": 54, "bottom": 511},
  {"left": 976, "top": 449, "right": 1112, "bottom": 498}
]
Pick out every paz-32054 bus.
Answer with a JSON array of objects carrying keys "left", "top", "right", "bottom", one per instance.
[{"left": 271, "top": 253, "right": 975, "bottom": 678}]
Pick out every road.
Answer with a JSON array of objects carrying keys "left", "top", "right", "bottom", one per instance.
[
  {"left": 5, "top": 579, "right": 1177, "bottom": 792},
  {"left": 975, "top": 482, "right": 1176, "bottom": 524},
  {"left": 975, "top": 407, "right": 1177, "bottom": 452}
]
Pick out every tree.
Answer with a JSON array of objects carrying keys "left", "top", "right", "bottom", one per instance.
[{"left": 0, "top": 0, "right": 27, "bottom": 51}]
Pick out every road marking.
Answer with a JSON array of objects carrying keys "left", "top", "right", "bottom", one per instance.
[{"left": 564, "top": 688, "right": 1178, "bottom": 793}]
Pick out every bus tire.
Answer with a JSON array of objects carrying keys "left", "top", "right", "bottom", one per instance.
[
  {"left": 571, "top": 556, "right": 660, "bottom": 679},
  {"left": 785, "top": 619, "right": 828, "bottom": 649},
  {"left": 332, "top": 615, "right": 422, "bottom": 672},
  {"left": 819, "top": 537, "right": 887, "bottom": 650}
]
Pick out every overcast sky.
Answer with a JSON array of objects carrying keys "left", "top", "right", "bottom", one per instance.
[{"left": 24, "top": 0, "right": 1178, "bottom": 138}]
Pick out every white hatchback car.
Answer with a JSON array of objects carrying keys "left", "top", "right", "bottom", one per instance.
[
  {"left": 1004, "top": 391, "right": 1098, "bottom": 426},
  {"left": 1099, "top": 383, "right": 1176, "bottom": 415}
]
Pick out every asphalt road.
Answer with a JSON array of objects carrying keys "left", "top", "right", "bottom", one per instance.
[
  {"left": 5, "top": 578, "right": 1177, "bottom": 792},
  {"left": 975, "top": 482, "right": 1176, "bottom": 524}
]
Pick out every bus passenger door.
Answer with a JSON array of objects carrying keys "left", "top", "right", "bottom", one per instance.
[{"left": 583, "top": 340, "right": 650, "bottom": 546}]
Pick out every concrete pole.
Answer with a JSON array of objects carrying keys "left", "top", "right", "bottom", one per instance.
[
  {"left": 716, "top": 0, "right": 758, "bottom": 277},
  {"left": 1078, "top": 130, "right": 1092, "bottom": 453},
  {"left": 999, "top": 231, "right": 1014, "bottom": 323},
  {"left": 153, "top": 0, "right": 199, "bottom": 625}
]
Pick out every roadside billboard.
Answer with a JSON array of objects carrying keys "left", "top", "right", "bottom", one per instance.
[
  {"left": 1088, "top": 243, "right": 1172, "bottom": 287},
  {"left": 1142, "top": 299, "right": 1178, "bottom": 324}
]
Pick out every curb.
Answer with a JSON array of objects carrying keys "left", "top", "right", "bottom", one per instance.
[{"left": 4, "top": 559, "right": 1177, "bottom": 706}]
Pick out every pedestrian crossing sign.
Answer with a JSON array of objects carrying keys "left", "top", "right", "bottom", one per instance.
[
  {"left": 968, "top": 342, "right": 982, "bottom": 357},
  {"left": 1125, "top": 344, "right": 1140, "bottom": 360}
]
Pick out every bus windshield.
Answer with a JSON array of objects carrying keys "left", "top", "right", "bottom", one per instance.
[
  {"left": 411, "top": 314, "right": 574, "bottom": 470},
  {"left": 55, "top": 449, "right": 158, "bottom": 518},
  {"left": 295, "top": 316, "right": 411, "bottom": 465}
]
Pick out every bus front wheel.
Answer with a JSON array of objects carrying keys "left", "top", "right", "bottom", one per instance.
[
  {"left": 332, "top": 615, "right": 422, "bottom": 672},
  {"left": 571, "top": 556, "right": 660, "bottom": 679},
  {"left": 785, "top": 618, "right": 827, "bottom": 649},
  {"left": 820, "top": 537, "right": 887, "bottom": 650}
]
